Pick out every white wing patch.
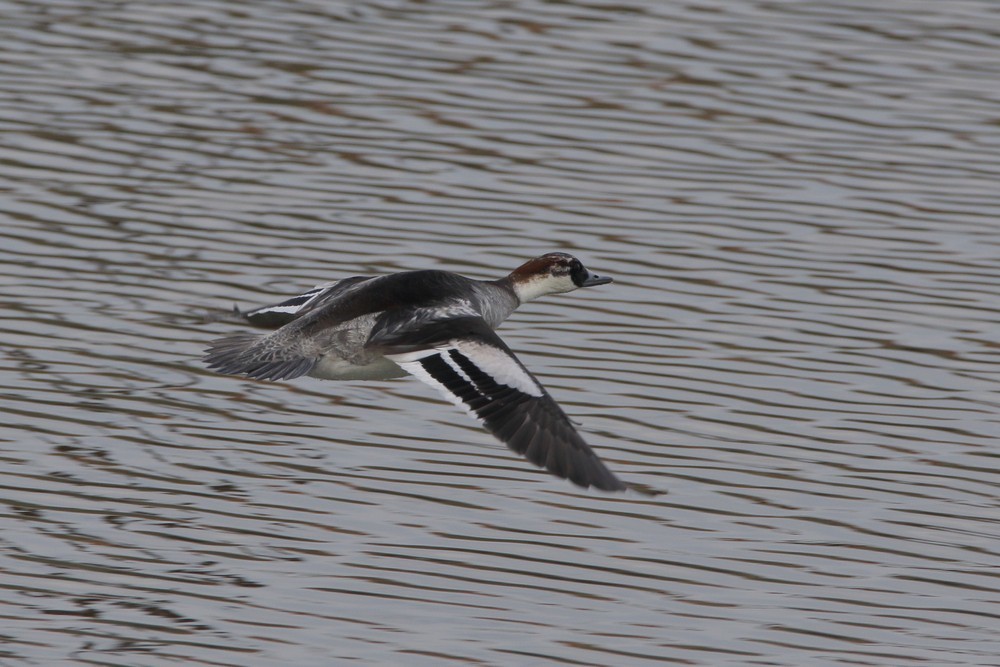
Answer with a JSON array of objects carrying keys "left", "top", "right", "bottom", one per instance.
[
  {"left": 455, "top": 340, "right": 543, "bottom": 397},
  {"left": 439, "top": 347, "right": 477, "bottom": 387},
  {"left": 253, "top": 302, "right": 310, "bottom": 317},
  {"left": 243, "top": 281, "right": 338, "bottom": 319},
  {"left": 390, "top": 338, "right": 543, "bottom": 403},
  {"left": 391, "top": 348, "right": 481, "bottom": 421}
]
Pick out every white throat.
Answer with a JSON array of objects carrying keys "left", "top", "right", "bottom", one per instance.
[{"left": 512, "top": 275, "right": 575, "bottom": 303}]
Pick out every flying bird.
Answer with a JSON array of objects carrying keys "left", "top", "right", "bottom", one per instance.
[{"left": 204, "top": 253, "right": 653, "bottom": 494}]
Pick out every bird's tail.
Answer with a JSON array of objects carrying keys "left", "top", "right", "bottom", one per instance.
[{"left": 203, "top": 332, "right": 317, "bottom": 381}]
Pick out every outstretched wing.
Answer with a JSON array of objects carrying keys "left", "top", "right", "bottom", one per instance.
[
  {"left": 370, "top": 311, "right": 628, "bottom": 492},
  {"left": 204, "top": 276, "right": 382, "bottom": 379},
  {"left": 237, "top": 276, "right": 374, "bottom": 329}
]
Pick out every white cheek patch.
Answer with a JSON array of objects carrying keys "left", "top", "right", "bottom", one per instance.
[{"left": 513, "top": 274, "right": 576, "bottom": 302}]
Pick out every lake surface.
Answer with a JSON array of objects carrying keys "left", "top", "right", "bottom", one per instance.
[{"left": 2, "top": 1, "right": 1000, "bottom": 665}]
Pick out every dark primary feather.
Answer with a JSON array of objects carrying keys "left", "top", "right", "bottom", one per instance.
[
  {"left": 423, "top": 347, "right": 625, "bottom": 492},
  {"left": 376, "top": 312, "right": 631, "bottom": 493}
]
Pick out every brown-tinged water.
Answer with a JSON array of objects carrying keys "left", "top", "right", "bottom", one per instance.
[{"left": 2, "top": 1, "right": 999, "bottom": 665}]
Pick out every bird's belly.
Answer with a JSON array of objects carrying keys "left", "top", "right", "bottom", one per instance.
[{"left": 308, "top": 353, "right": 407, "bottom": 381}]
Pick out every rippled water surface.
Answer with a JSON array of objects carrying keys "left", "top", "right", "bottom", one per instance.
[{"left": 3, "top": 1, "right": 1000, "bottom": 665}]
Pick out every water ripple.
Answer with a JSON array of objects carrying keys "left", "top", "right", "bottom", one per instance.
[{"left": 2, "top": 0, "right": 1000, "bottom": 665}]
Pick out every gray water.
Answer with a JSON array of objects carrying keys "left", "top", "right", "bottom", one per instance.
[{"left": 2, "top": 1, "right": 1000, "bottom": 665}]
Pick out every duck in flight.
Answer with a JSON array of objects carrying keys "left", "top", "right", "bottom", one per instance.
[{"left": 203, "top": 253, "right": 653, "bottom": 494}]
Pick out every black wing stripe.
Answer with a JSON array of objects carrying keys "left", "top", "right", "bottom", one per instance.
[
  {"left": 418, "top": 354, "right": 482, "bottom": 409},
  {"left": 448, "top": 349, "right": 496, "bottom": 396},
  {"left": 407, "top": 347, "right": 625, "bottom": 492}
]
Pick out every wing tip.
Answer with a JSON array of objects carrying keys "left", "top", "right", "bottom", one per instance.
[
  {"left": 568, "top": 464, "right": 623, "bottom": 494},
  {"left": 565, "top": 469, "right": 664, "bottom": 497},
  {"left": 623, "top": 481, "right": 665, "bottom": 497}
]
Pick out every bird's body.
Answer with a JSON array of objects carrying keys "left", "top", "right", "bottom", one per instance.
[{"left": 204, "top": 253, "right": 649, "bottom": 494}]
